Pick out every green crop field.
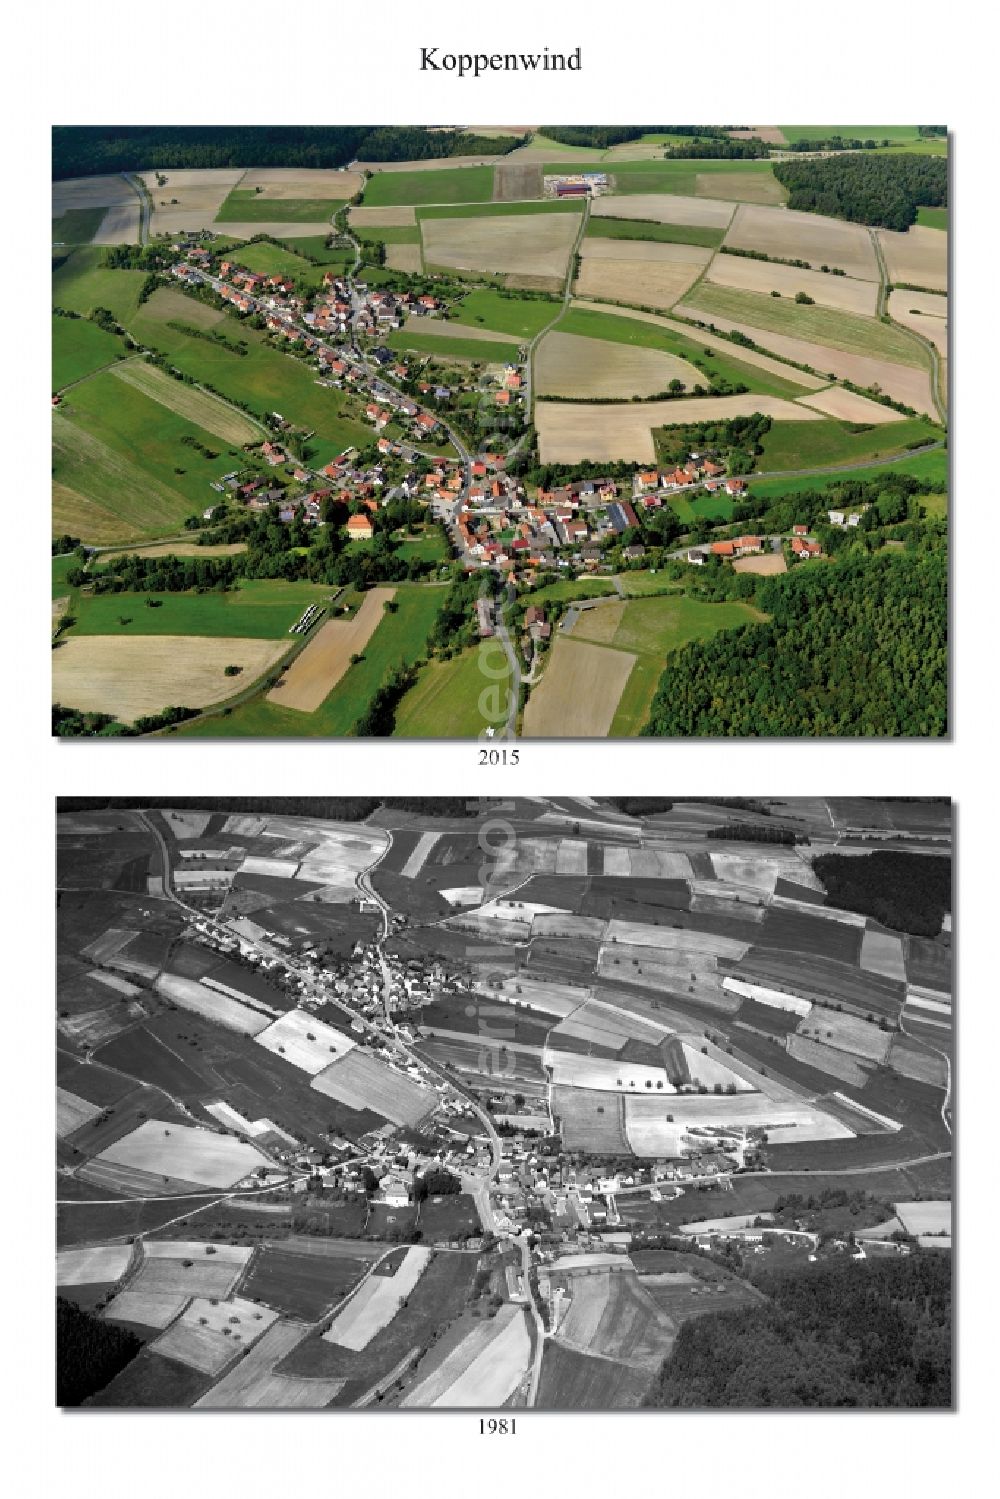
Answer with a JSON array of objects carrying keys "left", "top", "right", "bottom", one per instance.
[
  {"left": 916, "top": 206, "right": 948, "bottom": 230},
  {"left": 684, "top": 283, "right": 930, "bottom": 368},
  {"left": 743, "top": 443, "right": 948, "bottom": 497},
  {"left": 178, "top": 583, "right": 446, "bottom": 737},
  {"left": 52, "top": 206, "right": 109, "bottom": 245},
  {"left": 416, "top": 200, "right": 581, "bottom": 220},
  {"left": 361, "top": 166, "right": 495, "bottom": 207},
  {"left": 559, "top": 306, "right": 810, "bottom": 398},
  {"left": 215, "top": 189, "right": 345, "bottom": 223},
  {"left": 756, "top": 417, "right": 940, "bottom": 472},
  {"left": 61, "top": 579, "right": 334, "bottom": 639},
  {"left": 545, "top": 157, "right": 783, "bottom": 198},
  {"left": 52, "top": 315, "right": 127, "bottom": 389},
  {"left": 393, "top": 645, "right": 513, "bottom": 738},
  {"left": 126, "top": 288, "right": 371, "bottom": 450},
  {"left": 386, "top": 329, "right": 521, "bottom": 364},
  {"left": 450, "top": 288, "right": 560, "bottom": 339},
  {"left": 780, "top": 126, "right": 926, "bottom": 144},
  {"left": 585, "top": 216, "right": 725, "bottom": 249},
  {"left": 52, "top": 246, "right": 150, "bottom": 324}
]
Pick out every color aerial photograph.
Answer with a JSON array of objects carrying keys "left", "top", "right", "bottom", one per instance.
[
  {"left": 51, "top": 126, "right": 948, "bottom": 739},
  {"left": 56, "top": 795, "right": 952, "bottom": 1409}
]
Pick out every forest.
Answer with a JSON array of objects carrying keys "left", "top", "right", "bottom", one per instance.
[
  {"left": 56, "top": 1297, "right": 141, "bottom": 1407},
  {"left": 52, "top": 126, "right": 518, "bottom": 179},
  {"left": 57, "top": 796, "right": 479, "bottom": 818},
  {"left": 814, "top": 849, "right": 952, "bottom": 936},
  {"left": 644, "top": 1253, "right": 951, "bottom": 1408},
  {"left": 772, "top": 152, "right": 947, "bottom": 230},
  {"left": 642, "top": 546, "right": 947, "bottom": 737}
]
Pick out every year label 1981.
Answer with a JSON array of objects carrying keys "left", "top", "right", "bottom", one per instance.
[{"left": 479, "top": 1417, "right": 516, "bottom": 1434}]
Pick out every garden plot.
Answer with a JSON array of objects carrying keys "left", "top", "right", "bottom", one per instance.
[
  {"left": 267, "top": 587, "right": 396, "bottom": 714},
  {"left": 401, "top": 832, "right": 441, "bottom": 878},
  {"left": 155, "top": 972, "right": 273, "bottom": 1035},
  {"left": 322, "top": 1247, "right": 431, "bottom": 1350},
  {"left": 860, "top": 928, "right": 907, "bottom": 981},
  {"left": 724, "top": 204, "right": 879, "bottom": 280},
  {"left": 523, "top": 637, "right": 635, "bottom": 736},
  {"left": 877, "top": 225, "right": 947, "bottom": 293},
  {"left": 195, "top": 1319, "right": 345, "bottom": 1408},
  {"left": 796, "top": 386, "right": 904, "bottom": 423},
  {"left": 57, "top": 1244, "right": 133, "bottom": 1286},
  {"left": 421, "top": 211, "right": 580, "bottom": 282},
  {"left": 535, "top": 330, "right": 702, "bottom": 399},
  {"left": 104, "top": 1291, "right": 189, "bottom": 1329},
  {"left": 673, "top": 306, "right": 938, "bottom": 415},
  {"left": 705, "top": 254, "right": 879, "bottom": 315},
  {"left": 535, "top": 394, "right": 821, "bottom": 464},
  {"left": 52, "top": 636, "right": 286, "bottom": 723},
  {"left": 139, "top": 168, "right": 244, "bottom": 236},
  {"left": 254, "top": 1009, "right": 356, "bottom": 1074},
  {"left": 311, "top": 1050, "right": 437, "bottom": 1128},
  {"left": 153, "top": 1296, "right": 278, "bottom": 1375},
  {"left": 97, "top": 1119, "right": 273, "bottom": 1188},
  {"left": 57, "top": 1086, "right": 103, "bottom": 1137},
  {"left": 575, "top": 240, "right": 708, "bottom": 309},
  {"left": 591, "top": 193, "right": 735, "bottom": 229},
  {"left": 544, "top": 1049, "right": 676, "bottom": 1093},
  {"left": 795, "top": 1009, "right": 891, "bottom": 1063},
  {"left": 888, "top": 288, "right": 948, "bottom": 357}
]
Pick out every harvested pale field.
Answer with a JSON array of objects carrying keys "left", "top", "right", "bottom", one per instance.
[
  {"left": 523, "top": 636, "right": 635, "bottom": 737},
  {"left": 260, "top": 818, "right": 385, "bottom": 887},
  {"left": 675, "top": 307, "right": 938, "bottom": 415},
  {"left": 860, "top": 928, "right": 907, "bottom": 981},
  {"left": 208, "top": 221, "right": 335, "bottom": 239},
  {"left": 349, "top": 205, "right": 417, "bottom": 228},
  {"left": 599, "top": 947, "right": 732, "bottom": 1010},
  {"left": 155, "top": 972, "right": 272, "bottom": 1035},
  {"left": 592, "top": 194, "right": 735, "bottom": 229},
  {"left": 729, "top": 127, "right": 787, "bottom": 145},
  {"left": 626, "top": 1092, "right": 855, "bottom": 1147},
  {"left": 705, "top": 254, "right": 879, "bottom": 315},
  {"left": 140, "top": 168, "right": 244, "bottom": 235},
  {"left": 574, "top": 255, "right": 704, "bottom": 311},
  {"left": 551, "top": 1000, "right": 663, "bottom": 1050},
  {"left": 254, "top": 1009, "right": 356, "bottom": 1074},
  {"left": 323, "top": 1247, "right": 432, "bottom": 1349},
  {"left": 557, "top": 1273, "right": 612, "bottom": 1349},
  {"left": 535, "top": 330, "right": 702, "bottom": 398},
  {"left": 481, "top": 977, "right": 591, "bottom": 1019},
  {"left": 311, "top": 1050, "right": 437, "bottom": 1128},
  {"left": 53, "top": 176, "right": 136, "bottom": 213},
  {"left": 630, "top": 848, "right": 692, "bottom": 878},
  {"left": 399, "top": 314, "right": 513, "bottom": 345},
  {"left": 535, "top": 394, "right": 821, "bottom": 463},
  {"left": 724, "top": 977, "right": 812, "bottom": 1017},
  {"left": 104, "top": 1291, "right": 188, "bottom": 1329},
  {"left": 386, "top": 244, "right": 423, "bottom": 272},
  {"left": 887, "top": 1035, "right": 948, "bottom": 1086},
  {"left": 239, "top": 167, "right": 363, "bottom": 198},
  {"left": 733, "top": 553, "right": 787, "bottom": 574},
  {"left": 131, "top": 1255, "right": 250, "bottom": 1302},
  {"left": 571, "top": 299, "right": 825, "bottom": 389},
  {"left": 785, "top": 1034, "right": 870, "bottom": 1087},
  {"left": 724, "top": 204, "right": 879, "bottom": 280},
  {"left": 144, "top": 1241, "right": 252, "bottom": 1265},
  {"left": 424, "top": 1304, "right": 530, "bottom": 1407},
  {"left": 99, "top": 1119, "right": 273, "bottom": 1188},
  {"left": 239, "top": 855, "right": 300, "bottom": 878},
  {"left": 494, "top": 160, "right": 544, "bottom": 200},
  {"left": 795, "top": 1009, "right": 891, "bottom": 1064},
  {"left": 709, "top": 853, "right": 785, "bottom": 893},
  {"left": 52, "top": 635, "right": 286, "bottom": 723},
  {"left": 93, "top": 201, "right": 142, "bottom": 244},
  {"left": 878, "top": 226, "right": 947, "bottom": 293},
  {"left": 401, "top": 831, "right": 441, "bottom": 877},
  {"left": 57, "top": 1244, "right": 133, "bottom": 1286},
  {"left": 544, "top": 1050, "right": 675, "bottom": 1093},
  {"left": 196, "top": 1319, "right": 345, "bottom": 1408},
  {"left": 602, "top": 845, "right": 631, "bottom": 876},
  {"left": 57, "top": 1086, "right": 103, "bottom": 1137},
  {"left": 154, "top": 1296, "right": 278, "bottom": 1375},
  {"left": 697, "top": 172, "right": 785, "bottom": 204},
  {"left": 421, "top": 212, "right": 580, "bottom": 280},
  {"left": 796, "top": 385, "right": 905, "bottom": 423},
  {"left": 266, "top": 587, "right": 395, "bottom": 713},
  {"left": 83, "top": 927, "right": 138, "bottom": 964},
  {"left": 681, "top": 1044, "right": 756, "bottom": 1093},
  {"left": 556, "top": 839, "right": 589, "bottom": 875},
  {"left": 895, "top": 1201, "right": 951, "bottom": 1237},
  {"left": 690, "top": 892, "right": 766, "bottom": 921},
  {"left": 552, "top": 1087, "right": 630, "bottom": 1153},
  {"left": 439, "top": 887, "right": 483, "bottom": 906},
  {"left": 401, "top": 1311, "right": 514, "bottom": 1407},
  {"left": 571, "top": 601, "right": 624, "bottom": 644},
  {"left": 357, "top": 155, "right": 500, "bottom": 171},
  {"left": 584, "top": 238, "right": 713, "bottom": 267},
  {"left": 110, "top": 361, "right": 262, "bottom": 444},
  {"left": 163, "top": 808, "right": 209, "bottom": 838},
  {"left": 888, "top": 288, "right": 948, "bottom": 357}
]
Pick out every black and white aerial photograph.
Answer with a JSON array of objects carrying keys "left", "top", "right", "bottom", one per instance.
[{"left": 56, "top": 795, "right": 953, "bottom": 1410}]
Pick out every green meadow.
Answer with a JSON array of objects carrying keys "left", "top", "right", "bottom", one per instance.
[
  {"left": 756, "top": 417, "right": 941, "bottom": 472},
  {"left": 450, "top": 288, "right": 560, "bottom": 339},
  {"left": 62, "top": 579, "right": 334, "bottom": 639},
  {"left": 215, "top": 189, "right": 345, "bottom": 223},
  {"left": 361, "top": 166, "right": 495, "bottom": 207},
  {"left": 52, "top": 314, "right": 127, "bottom": 389}
]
